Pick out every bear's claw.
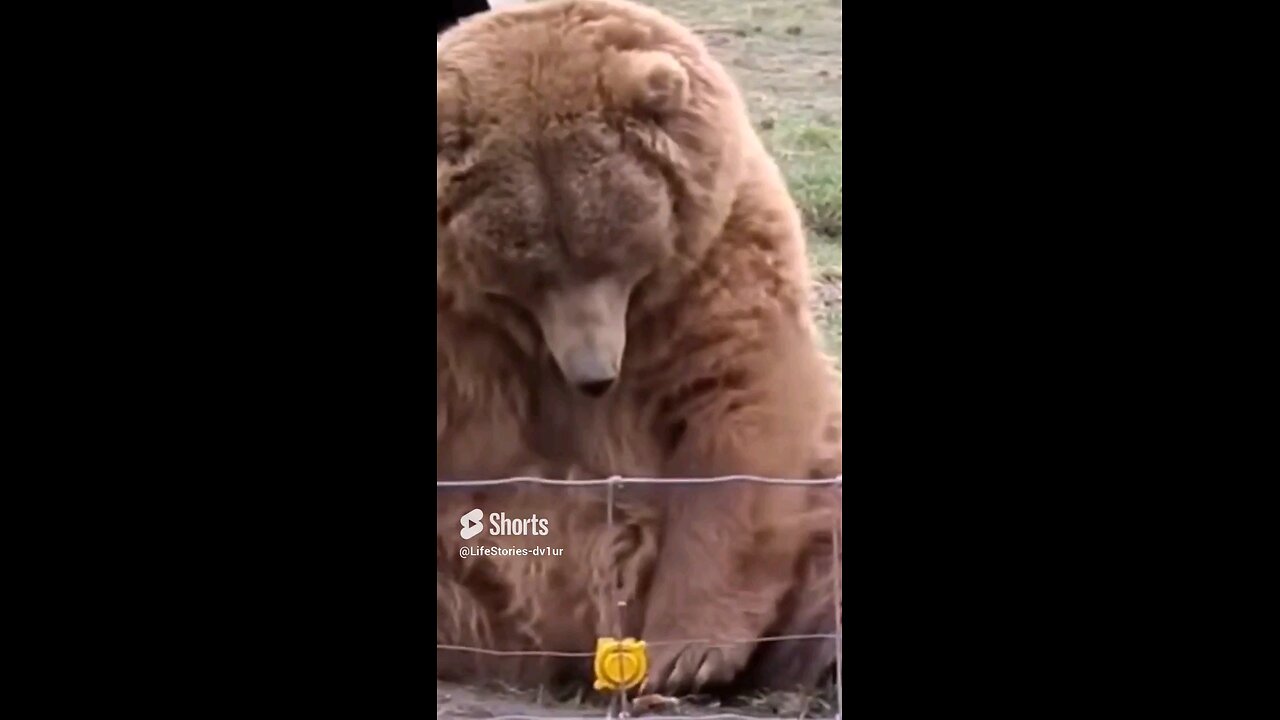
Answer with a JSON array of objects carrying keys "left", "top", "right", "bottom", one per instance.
[{"left": 643, "top": 640, "right": 755, "bottom": 695}]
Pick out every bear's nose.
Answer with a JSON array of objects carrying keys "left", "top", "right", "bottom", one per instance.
[{"left": 576, "top": 378, "right": 615, "bottom": 398}]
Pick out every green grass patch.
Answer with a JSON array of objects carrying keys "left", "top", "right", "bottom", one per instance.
[{"left": 762, "top": 117, "right": 843, "bottom": 240}]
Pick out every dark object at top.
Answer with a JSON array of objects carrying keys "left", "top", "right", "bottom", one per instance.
[{"left": 437, "top": 0, "right": 491, "bottom": 36}]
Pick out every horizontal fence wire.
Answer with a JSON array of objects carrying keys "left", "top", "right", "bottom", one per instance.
[
  {"left": 437, "top": 474, "right": 842, "bottom": 720},
  {"left": 437, "top": 474, "right": 843, "bottom": 487},
  {"left": 437, "top": 632, "right": 837, "bottom": 657}
]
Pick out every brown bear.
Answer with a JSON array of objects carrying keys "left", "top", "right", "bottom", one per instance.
[{"left": 437, "top": 0, "right": 841, "bottom": 694}]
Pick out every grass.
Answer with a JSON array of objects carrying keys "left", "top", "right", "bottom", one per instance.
[{"left": 764, "top": 118, "right": 843, "bottom": 240}]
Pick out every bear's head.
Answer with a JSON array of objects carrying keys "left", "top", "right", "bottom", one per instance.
[{"left": 437, "top": 0, "right": 749, "bottom": 397}]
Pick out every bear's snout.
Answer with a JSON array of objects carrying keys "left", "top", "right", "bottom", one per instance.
[
  {"left": 563, "top": 345, "right": 618, "bottom": 398},
  {"left": 535, "top": 279, "right": 629, "bottom": 399},
  {"left": 578, "top": 378, "right": 614, "bottom": 398}
]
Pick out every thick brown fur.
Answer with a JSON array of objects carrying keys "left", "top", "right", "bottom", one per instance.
[
  {"left": 437, "top": 0, "right": 841, "bottom": 694},
  {"left": 437, "top": 477, "right": 663, "bottom": 688}
]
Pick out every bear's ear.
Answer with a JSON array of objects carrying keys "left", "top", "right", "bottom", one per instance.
[{"left": 604, "top": 50, "right": 689, "bottom": 118}]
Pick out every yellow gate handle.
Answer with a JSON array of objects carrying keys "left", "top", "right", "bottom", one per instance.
[{"left": 593, "top": 637, "right": 648, "bottom": 692}]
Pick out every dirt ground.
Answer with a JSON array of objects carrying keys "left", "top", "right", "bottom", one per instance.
[{"left": 438, "top": 1, "right": 843, "bottom": 716}]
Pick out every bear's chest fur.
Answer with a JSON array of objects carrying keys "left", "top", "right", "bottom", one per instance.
[{"left": 529, "top": 366, "right": 662, "bottom": 479}]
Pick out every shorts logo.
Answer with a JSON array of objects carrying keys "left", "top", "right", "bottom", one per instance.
[{"left": 460, "top": 508, "right": 485, "bottom": 540}]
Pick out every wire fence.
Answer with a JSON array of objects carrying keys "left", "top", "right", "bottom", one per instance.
[{"left": 437, "top": 474, "right": 843, "bottom": 720}]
